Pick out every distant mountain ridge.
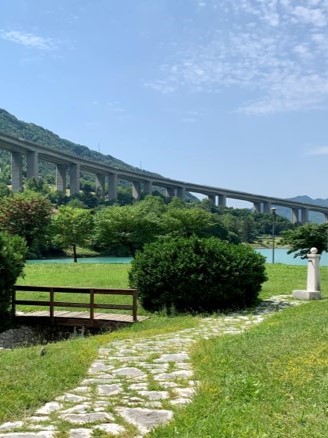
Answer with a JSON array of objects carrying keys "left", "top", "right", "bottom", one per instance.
[
  {"left": 288, "top": 195, "right": 328, "bottom": 208},
  {"left": 279, "top": 195, "right": 328, "bottom": 223}
]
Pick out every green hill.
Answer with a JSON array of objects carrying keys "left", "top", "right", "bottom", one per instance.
[{"left": 0, "top": 107, "right": 160, "bottom": 185}]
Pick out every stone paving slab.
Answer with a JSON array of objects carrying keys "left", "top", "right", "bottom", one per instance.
[{"left": 0, "top": 296, "right": 304, "bottom": 437}]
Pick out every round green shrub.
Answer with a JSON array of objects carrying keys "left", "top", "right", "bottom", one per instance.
[{"left": 129, "top": 236, "right": 267, "bottom": 313}]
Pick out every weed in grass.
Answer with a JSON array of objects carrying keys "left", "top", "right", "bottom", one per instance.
[{"left": 146, "top": 376, "right": 164, "bottom": 392}]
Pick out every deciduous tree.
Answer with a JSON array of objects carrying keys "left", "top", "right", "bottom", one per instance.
[
  {"left": 51, "top": 206, "right": 94, "bottom": 262},
  {"left": 0, "top": 191, "right": 52, "bottom": 255},
  {"left": 93, "top": 205, "right": 161, "bottom": 257},
  {"left": 281, "top": 223, "right": 328, "bottom": 258}
]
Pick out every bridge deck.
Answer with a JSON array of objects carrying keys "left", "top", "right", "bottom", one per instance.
[
  {"left": 13, "top": 285, "right": 146, "bottom": 328},
  {"left": 15, "top": 310, "right": 148, "bottom": 328}
]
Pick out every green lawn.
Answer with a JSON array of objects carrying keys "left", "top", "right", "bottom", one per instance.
[
  {"left": 15, "top": 263, "right": 137, "bottom": 314},
  {"left": 151, "top": 299, "right": 328, "bottom": 437}
]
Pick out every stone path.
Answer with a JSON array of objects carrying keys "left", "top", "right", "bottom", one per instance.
[{"left": 0, "top": 296, "right": 304, "bottom": 438}]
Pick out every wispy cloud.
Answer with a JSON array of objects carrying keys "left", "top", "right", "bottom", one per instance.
[
  {"left": 93, "top": 100, "right": 125, "bottom": 113},
  {"left": 106, "top": 101, "right": 125, "bottom": 113},
  {"left": 147, "top": 0, "right": 328, "bottom": 114},
  {"left": 0, "top": 30, "right": 56, "bottom": 50},
  {"left": 305, "top": 146, "right": 328, "bottom": 156}
]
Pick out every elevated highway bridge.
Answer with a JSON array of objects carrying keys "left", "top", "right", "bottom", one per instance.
[{"left": 0, "top": 132, "right": 327, "bottom": 224}]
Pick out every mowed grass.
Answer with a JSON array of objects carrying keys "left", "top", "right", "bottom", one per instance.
[
  {"left": 151, "top": 300, "right": 328, "bottom": 437},
  {"left": 261, "top": 263, "right": 328, "bottom": 299},
  {"left": 1, "top": 261, "right": 328, "bottom": 434},
  {"left": 16, "top": 263, "right": 138, "bottom": 314}
]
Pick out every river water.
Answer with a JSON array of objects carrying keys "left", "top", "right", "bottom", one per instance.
[{"left": 26, "top": 249, "right": 328, "bottom": 266}]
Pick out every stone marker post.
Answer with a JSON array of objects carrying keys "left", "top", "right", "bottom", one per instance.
[{"left": 292, "top": 247, "right": 321, "bottom": 300}]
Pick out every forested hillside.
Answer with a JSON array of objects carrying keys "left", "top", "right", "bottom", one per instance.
[{"left": 0, "top": 107, "right": 159, "bottom": 185}]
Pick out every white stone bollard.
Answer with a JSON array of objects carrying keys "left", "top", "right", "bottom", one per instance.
[{"left": 292, "top": 247, "right": 321, "bottom": 300}]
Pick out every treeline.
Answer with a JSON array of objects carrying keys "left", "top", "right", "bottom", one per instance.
[{"left": 0, "top": 185, "right": 294, "bottom": 260}]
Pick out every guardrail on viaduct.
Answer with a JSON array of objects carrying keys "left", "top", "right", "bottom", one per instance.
[{"left": 1, "top": 131, "right": 327, "bottom": 224}]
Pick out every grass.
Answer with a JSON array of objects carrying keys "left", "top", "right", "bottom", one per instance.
[
  {"left": 16, "top": 263, "right": 136, "bottom": 314},
  {"left": 1, "top": 262, "right": 328, "bottom": 434},
  {"left": 150, "top": 300, "right": 328, "bottom": 437},
  {"left": 19, "top": 263, "right": 130, "bottom": 288},
  {"left": 260, "top": 264, "right": 328, "bottom": 299},
  {"left": 0, "top": 314, "right": 199, "bottom": 424}
]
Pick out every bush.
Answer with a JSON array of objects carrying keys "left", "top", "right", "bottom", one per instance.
[
  {"left": 0, "top": 232, "right": 27, "bottom": 331},
  {"left": 129, "top": 236, "right": 267, "bottom": 314}
]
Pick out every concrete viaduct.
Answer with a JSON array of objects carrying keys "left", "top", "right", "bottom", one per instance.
[{"left": 1, "top": 132, "right": 327, "bottom": 224}]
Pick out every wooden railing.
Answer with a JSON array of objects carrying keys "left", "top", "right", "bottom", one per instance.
[{"left": 13, "top": 285, "right": 138, "bottom": 324}]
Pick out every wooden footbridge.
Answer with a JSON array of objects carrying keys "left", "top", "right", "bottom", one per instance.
[{"left": 13, "top": 285, "right": 147, "bottom": 329}]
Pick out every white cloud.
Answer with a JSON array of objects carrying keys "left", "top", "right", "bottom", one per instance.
[
  {"left": 0, "top": 30, "right": 56, "bottom": 50},
  {"left": 147, "top": 0, "right": 328, "bottom": 114},
  {"left": 292, "top": 5, "right": 327, "bottom": 27}
]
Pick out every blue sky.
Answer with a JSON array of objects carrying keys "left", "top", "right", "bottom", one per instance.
[{"left": 1, "top": 0, "right": 328, "bottom": 205}]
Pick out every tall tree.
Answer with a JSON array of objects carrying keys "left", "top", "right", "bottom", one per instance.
[
  {"left": 51, "top": 206, "right": 94, "bottom": 262},
  {"left": 0, "top": 191, "right": 52, "bottom": 255},
  {"left": 94, "top": 205, "right": 162, "bottom": 257},
  {"left": 162, "top": 207, "right": 235, "bottom": 241}
]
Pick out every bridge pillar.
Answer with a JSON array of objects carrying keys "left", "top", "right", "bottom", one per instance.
[
  {"left": 253, "top": 202, "right": 261, "bottom": 213},
  {"left": 132, "top": 181, "right": 142, "bottom": 200},
  {"left": 208, "top": 195, "right": 216, "bottom": 204},
  {"left": 143, "top": 180, "right": 153, "bottom": 196},
  {"left": 301, "top": 208, "right": 309, "bottom": 224},
  {"left": 26, "top": 151, "right": 39, "bottom": 179},
  {"left": 56, "top": 164, "right": 67, "bottom": 193},
  {"left": 291, "top": 208, "right": 299, "bottom": 224},
  {"left": 11, "top": 151, "right": 23, "bottom": 192},
  {"left": 262, "top": 201, "right": 272, "bottom": 214},
  {"left": 166, "top": 187, "right": 176, "bottom": 198},
  {"left": 69, "top": 163, "right": 80, "bottom": 195},
  {"left": 325, "top": 213, "right": 328, "bottom": 223},
  {"left": 176, "top": 187, "right": 186, "bottom": 200},
  {"left": 96, "top": 174, "right": 105, "bottom": 198},
  {"left": 218, "top": 194, "right": 226, "bottom": 207},
  {"left": 108, "top": 173, "right": 118, "bottom": 200}
]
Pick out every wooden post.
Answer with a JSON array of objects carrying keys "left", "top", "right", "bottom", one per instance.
[
  {"left": 90, "top": 289, "right": 95, "bottom": 326},
  {"left": 50, "top": 288, "right": 54, "bottom": 324},
  {"left": 132, "top": 289, "right": 138, "bottom": 322},
  {"left": 11, "top": 287, "right": 16, "bottom": 321}
]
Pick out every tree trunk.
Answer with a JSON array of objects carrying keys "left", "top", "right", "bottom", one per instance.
[{"left": 73, "top": 244, "right": 77, "bottom": 262}]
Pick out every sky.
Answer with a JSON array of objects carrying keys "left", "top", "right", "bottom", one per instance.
[{"left": 1, "top": 0, "right": 328, "bottom": 206}]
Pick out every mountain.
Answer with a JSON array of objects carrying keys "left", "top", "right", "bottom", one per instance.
[
  {"left": 0, "top": 107, "right": 160, "bottom": 180},
  {"left": 278, "top": 195, "right": 328, "bottom": 223},
  {"left": 288, "top": 195, "right": 328, "bottom": 208}
]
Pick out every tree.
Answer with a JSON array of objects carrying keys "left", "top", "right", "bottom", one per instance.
[
  {"left": 281, "top": 223, "right": 328, "bottom": 258},
  {"left": 51, "top": 206, "right": 94, "bottom": 262},
  {"left": 93, "top": 205, "right": 162, "bottom": 257},
  {"left": 0, "top": 232, "right": 26, "bottom": 331},
  {"left": 25, "top": 177, "right": 50, "bottom": 195},
  {"left": 0, "top": 191, "right": 52, "bottom": 256},
  {"left": 162, "top": 207, "right": 236, "bottom": 241}
]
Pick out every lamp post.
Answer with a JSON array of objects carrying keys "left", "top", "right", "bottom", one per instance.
[{"left": 271, "top": 207, "right": 276, "bottom": 264}]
